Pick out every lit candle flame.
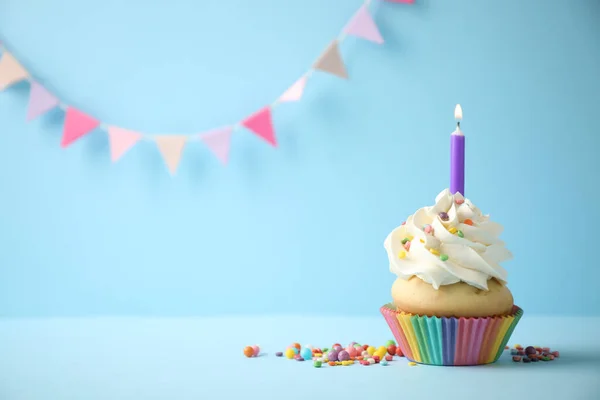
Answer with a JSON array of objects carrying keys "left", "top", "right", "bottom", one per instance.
[{"left": 454, "top": 104, "right": 463, "bottom": 121}]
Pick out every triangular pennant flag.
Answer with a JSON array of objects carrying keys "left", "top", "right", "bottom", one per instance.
[
  {"left": 155, "top": 135, "right": 187, "bottom": 175},
  {"left": 107, "top": 126, "right": 143, "bottom": 162},
  {"left": 279, "top": 76, "right": 307, "bottom": 103},
  {"left": 312, "top": 40, "right": 348, "bottom": 79},
  {"left": 61, "top": 108, "right": 100, "bottom": 148},
  {"left": 344, "top": 5, "right": 384, "bottom": 44},
  {"left": 241, "top": 107, "right": 277, "bottom": 146},
  {"left": 200, "top": 126, "right": 233, "bottom": 165},
  {"left": 0, "top": 52, "right": 29, "bottom": 90},
  {"left": 27, "top": 81, "right": 60, "bottom": 120}
]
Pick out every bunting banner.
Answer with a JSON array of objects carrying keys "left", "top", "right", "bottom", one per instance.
[{"left": 0, "top": 0, "right": 411, "bottom": 176}]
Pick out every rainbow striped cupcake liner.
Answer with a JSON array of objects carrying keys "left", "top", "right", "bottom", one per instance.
[{"left": 380, "top": 304, "right": 523, "bottom": 366}]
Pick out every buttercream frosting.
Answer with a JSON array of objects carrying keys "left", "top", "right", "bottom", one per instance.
[{"left": 384, "top": 189, "right": 512, "bottom": 290}]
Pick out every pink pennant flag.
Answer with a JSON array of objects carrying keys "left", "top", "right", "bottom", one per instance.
[
  {"left": 27, "top": 81, "right": 60, "bottom": 120},
  {"left": 279, "top": 76, "right": 307, "bottom": 103},
  {"left": 155, "top": 135, "right": 187, "bottom": 175},
  {"left": 200, "top": 126, "right": 233, "bottom": 165},
  {"left": 107, "top": 126, "right": 143, "bottom": 162},
  {"left": 61, "top": 107, "right": 100, "bottom": 148},
  {"left": 241, "top": 107, "right": 277, "bottom": 147},
  {"left": 344, "top": 5, "right": 384, "bottom": 44},
  {"left": 0, "top": 52, "right": 29, "bottom": 90}
]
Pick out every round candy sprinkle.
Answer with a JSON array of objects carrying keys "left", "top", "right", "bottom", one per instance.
[
  {"left": 275, "top": 352, "right": 283, "bottom": 357},
  {"left": 328, "top": 350, "right": 339, "bottom": 362},
  {"left": 292, "top": 343, "right": 301, "bottom": 350},
  {"left": 440, "top": 254, "right": 449, "bottom": 261},
  {"left": 395, "top": 347, "right": 403, "bottom": 356},
  {"left": 252, "top": 345, "right": 260, "bottom": 357},
  {"left": 313, "top": 360, "right": 322, "bottom": 368},
  {"left": 512, "top": 356, "right": 522, "bottom": 362},
  {"left": 328, "top": 361, "right": 336, "bottom": 366},
  {"left": 408, "top": 362, "right": 417, "bottom": 366},
  {"left": 338, "top": 350, "right": 350, "bottom": 361},
  {"left": 401, "top": 238, "right": 409, "bottom": 244},
  {"left": 523, "top": 357, "right": 531, "bottom": 363},
  {"left": 424, "top": 225, "right": 433, "bottom": 234},
  {"left": 429, "top": 248, "right": 440, "bottom": 256},
  {"left": 381, "top": 360, "right": 389, "bottom": 366},
  {"left": 457, "top": 230, "right": 464, "bottom": 238},
  {"left": 385, "top": 355, "right": 393, "bottom": 362},
  {"left": 301, "top": 347, "right": 313, "bottom": 360},
  {"left": 387, "top": 345, "right": 397, "bottom": 355},
  {"left": 296, "top": 357, "right": 305, "bottom": 362},
  {"left": 322, "top": 348, "right": 329, "bottom": 353},
  {"left": 404, "top": 241, "right": 411, "bottom": 251},
  {"left": 530, "top": 357, "right": 539, "bottom": 362},
  {"left": 439, "top": 212, "right": 449, "bottom": 221},
  {"left": 455, "top": 198, "right": 465, "bottom": 205},
  {"left": 367, "top": 358, "right": 375, "bottom": 365},
  {"left": 372, "top": 355, "right": 380, "bottom": 362},
  {"left": 386, "top": 340, "right": 396, "bottom": 346},
  {"left": 333, "top": 345, "right": 343, "bottom": 352},
  {"left": 243, "top": 346, "right": 254, "bottom": 358},
  {"left": 464, "top": 219, "right": 473, "bottom": 226},
  {"left": 285, "top": 348, "right": 296, "bottom": 359},
  {"left": 398, "top": 251, "right": 406, "bottom": 259},
  {"left": 367, "top": 346, "right": 376, "bottom": 356},
  {"left": 448, "top": 227, "right": 458, "bottom": 234},
  {"left": 525, "top": 346, "right": 536, "bottom": 355}
]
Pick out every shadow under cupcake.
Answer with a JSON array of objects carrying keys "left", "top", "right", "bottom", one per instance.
[{"left": 381, "top": 189, "right": 523, "bottom": 366}]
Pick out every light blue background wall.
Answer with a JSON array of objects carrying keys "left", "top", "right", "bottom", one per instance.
[{"left": 0, "top": 0, "right": 598, "bottom": 317}]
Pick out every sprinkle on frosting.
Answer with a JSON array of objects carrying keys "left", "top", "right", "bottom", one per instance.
[{"left": 384, "top": 189, "right": 512, "bottom": 290}]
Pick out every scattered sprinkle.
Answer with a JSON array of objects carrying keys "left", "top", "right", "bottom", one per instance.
[
  {"left": 420, "top": 239, "right": 425, "bottom": 243},
  {"left": 440, "top": 254, "right": 449, "bottom": 261},
  {"left": 381, "top": 360, "right": 389, "bottom": 366},
  {"left": 448, "top": 227, "right": 458, "bottom": 234},
  {"left": 424, "top": 225, "right": 433, "bottom": 234},
  {"left": 401, "top": 238, "right": 409, "bottom": 244},
  {"left": 456, "top": 198, "right": 465, "bottom": 205},
  {"left": 313, "top": 360, "right": 322, "bottom": 368},
  {"left": 429, "top": 248, "right": 440, "bottom": 256},
  {"left": 275, "top": 352, "right": 283, "bottom": 357},
  {"left": 457, "top": 230, "right": 464, "bottom": 238},
  {"left": 512, "top": 356, "right": 522, "bottom": 362},
  {"left": 243, "top": 346, "right": 255, "bottom": 358},
  {"left": 407, "top": 235, "right": 414, "bottom": 241},
  {"left": 464, "top": 219, "right": 474, "bottom": 226},
  {"left": 439, "top": 212, "right": 449, "bottom": 221},
  {"left": 408, "top": 362, "right": 417, "bottom": 366},
  {"left": 398, "top": 251, "right": 406, "bottom": 259},
  {"left": 404, "top": 241, "right": 411, "bottom": 251}
]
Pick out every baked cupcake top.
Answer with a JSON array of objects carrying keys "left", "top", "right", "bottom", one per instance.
[{"left": 384, "top": 189, "right": 512, "bottom": 290}]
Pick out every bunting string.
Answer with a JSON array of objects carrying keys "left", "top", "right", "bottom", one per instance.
[{"left": 0, "top": 0, "right": 413, "bottom": 175}]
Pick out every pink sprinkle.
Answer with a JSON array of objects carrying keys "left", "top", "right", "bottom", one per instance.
[
  {"left": 456, "top": 198, "right": 465, "bottom": 205},
  {"left": 424, "top": 225, "right": 433, "bottom": 234},
  {"left": 401, "top": 221, "right": 406, "bottom": 226},
  {"left": 403, "top": 241, "right": 411, "bottom": 251}
]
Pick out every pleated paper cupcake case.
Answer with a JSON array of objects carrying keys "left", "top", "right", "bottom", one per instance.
[{"left": 380, "top": 304, "right": 523, "bottom": 366}]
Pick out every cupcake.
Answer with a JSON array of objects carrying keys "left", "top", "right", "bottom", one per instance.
[{"left": 380, "top": 189, "right": 523, "bottom": 366}]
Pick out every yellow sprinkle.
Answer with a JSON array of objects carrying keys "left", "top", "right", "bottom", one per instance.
[
  {"left": 336, "top": 361, "right": 342, "bottom": 365},
  {"left": 449, "top": 227, "right": 458, "bottom": 234},
  {"left": 407, "top": 235, "right": 414, "bottom": 241},
  {"left": 420, "top": 239, "right": 425, "bottom": 243},
  {"left": 324, "top": 358, "right": 329, "bottom": 363},
  {"left": 513, "top": 344, "right": 521, "bottom": 349},
  {"left": 314, "top": 353, "right": 322, "bottom": 357},
  {"left": 429, "top": 248, "right": 440, "bottom": 256},
  {"left": 398, "top": 251, "right": 406, "bottom": 259},
  {"left": 408, "top": 362, "right": 417, "bottom": 366}
]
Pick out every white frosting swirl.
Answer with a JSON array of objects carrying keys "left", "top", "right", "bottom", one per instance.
[{"left": 384, "top": 189, "right": 512, "bottom": 290}]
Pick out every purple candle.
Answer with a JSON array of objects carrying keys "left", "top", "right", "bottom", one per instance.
[{"left": 450, "top": 104, "right": 465, "bottom": 196}]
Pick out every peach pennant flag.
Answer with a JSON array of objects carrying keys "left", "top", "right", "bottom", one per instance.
[
  {"left": 200, "top": 126, "right": 233, "bottom": 165},
  {"left": 241, "top": 107, "right": 277, "bottom": 146},
  {"left": 27, "top": 81, "right": 60, "bottom": 120},
  {"left": 61, "top": 107, "right": 100, "bottom": 148},
  {"left": 312, "top": 40, "right": 348, "bottom": 79},
  {"left": 0, "top": 52, "right": 29, "bottom": 90},
  {"left": 279, "top": 76, "right": 307, "bottom": 103},
  {"left": 155, "top": 135, "right": 187, "bottom": 175},
  {"left": 107, "top": 126, "right": 143, "bottom": 162},
  {"left": 344, "top": 5, "right": 384, "bottom": 44}
]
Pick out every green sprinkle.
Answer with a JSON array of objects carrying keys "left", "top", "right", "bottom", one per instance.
[
  {"left": 457, "top": 230, "right": 464, "bottom": 238},
  {"left": 541, "top": 356, "right": 550, "bottom": 361},
  {"left": 314, "top": 360, "right": 322, "bottom": 368},
  {"left": 322, "top": 348, "right": 329, "bottom": 353},
  {"left": 401, "top": 238, "right": 409, "bottom": 244},
  {"left": 386, "top": 340, "right": 396, "bottom": 347},
  {"left": 440, "top": 254, "right": 449, "bottom": 261}
]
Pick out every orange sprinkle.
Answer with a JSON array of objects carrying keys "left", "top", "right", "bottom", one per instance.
[
  {"left": 328, "top": 361, "right": 336, "bottom": 366},
  {"left": 464, "top": 219, "right": 473, "bottom": 226}
]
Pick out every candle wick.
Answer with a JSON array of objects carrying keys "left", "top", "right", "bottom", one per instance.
[{"left": 457, "top": 121, "right": 461, "bottom": 128}]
